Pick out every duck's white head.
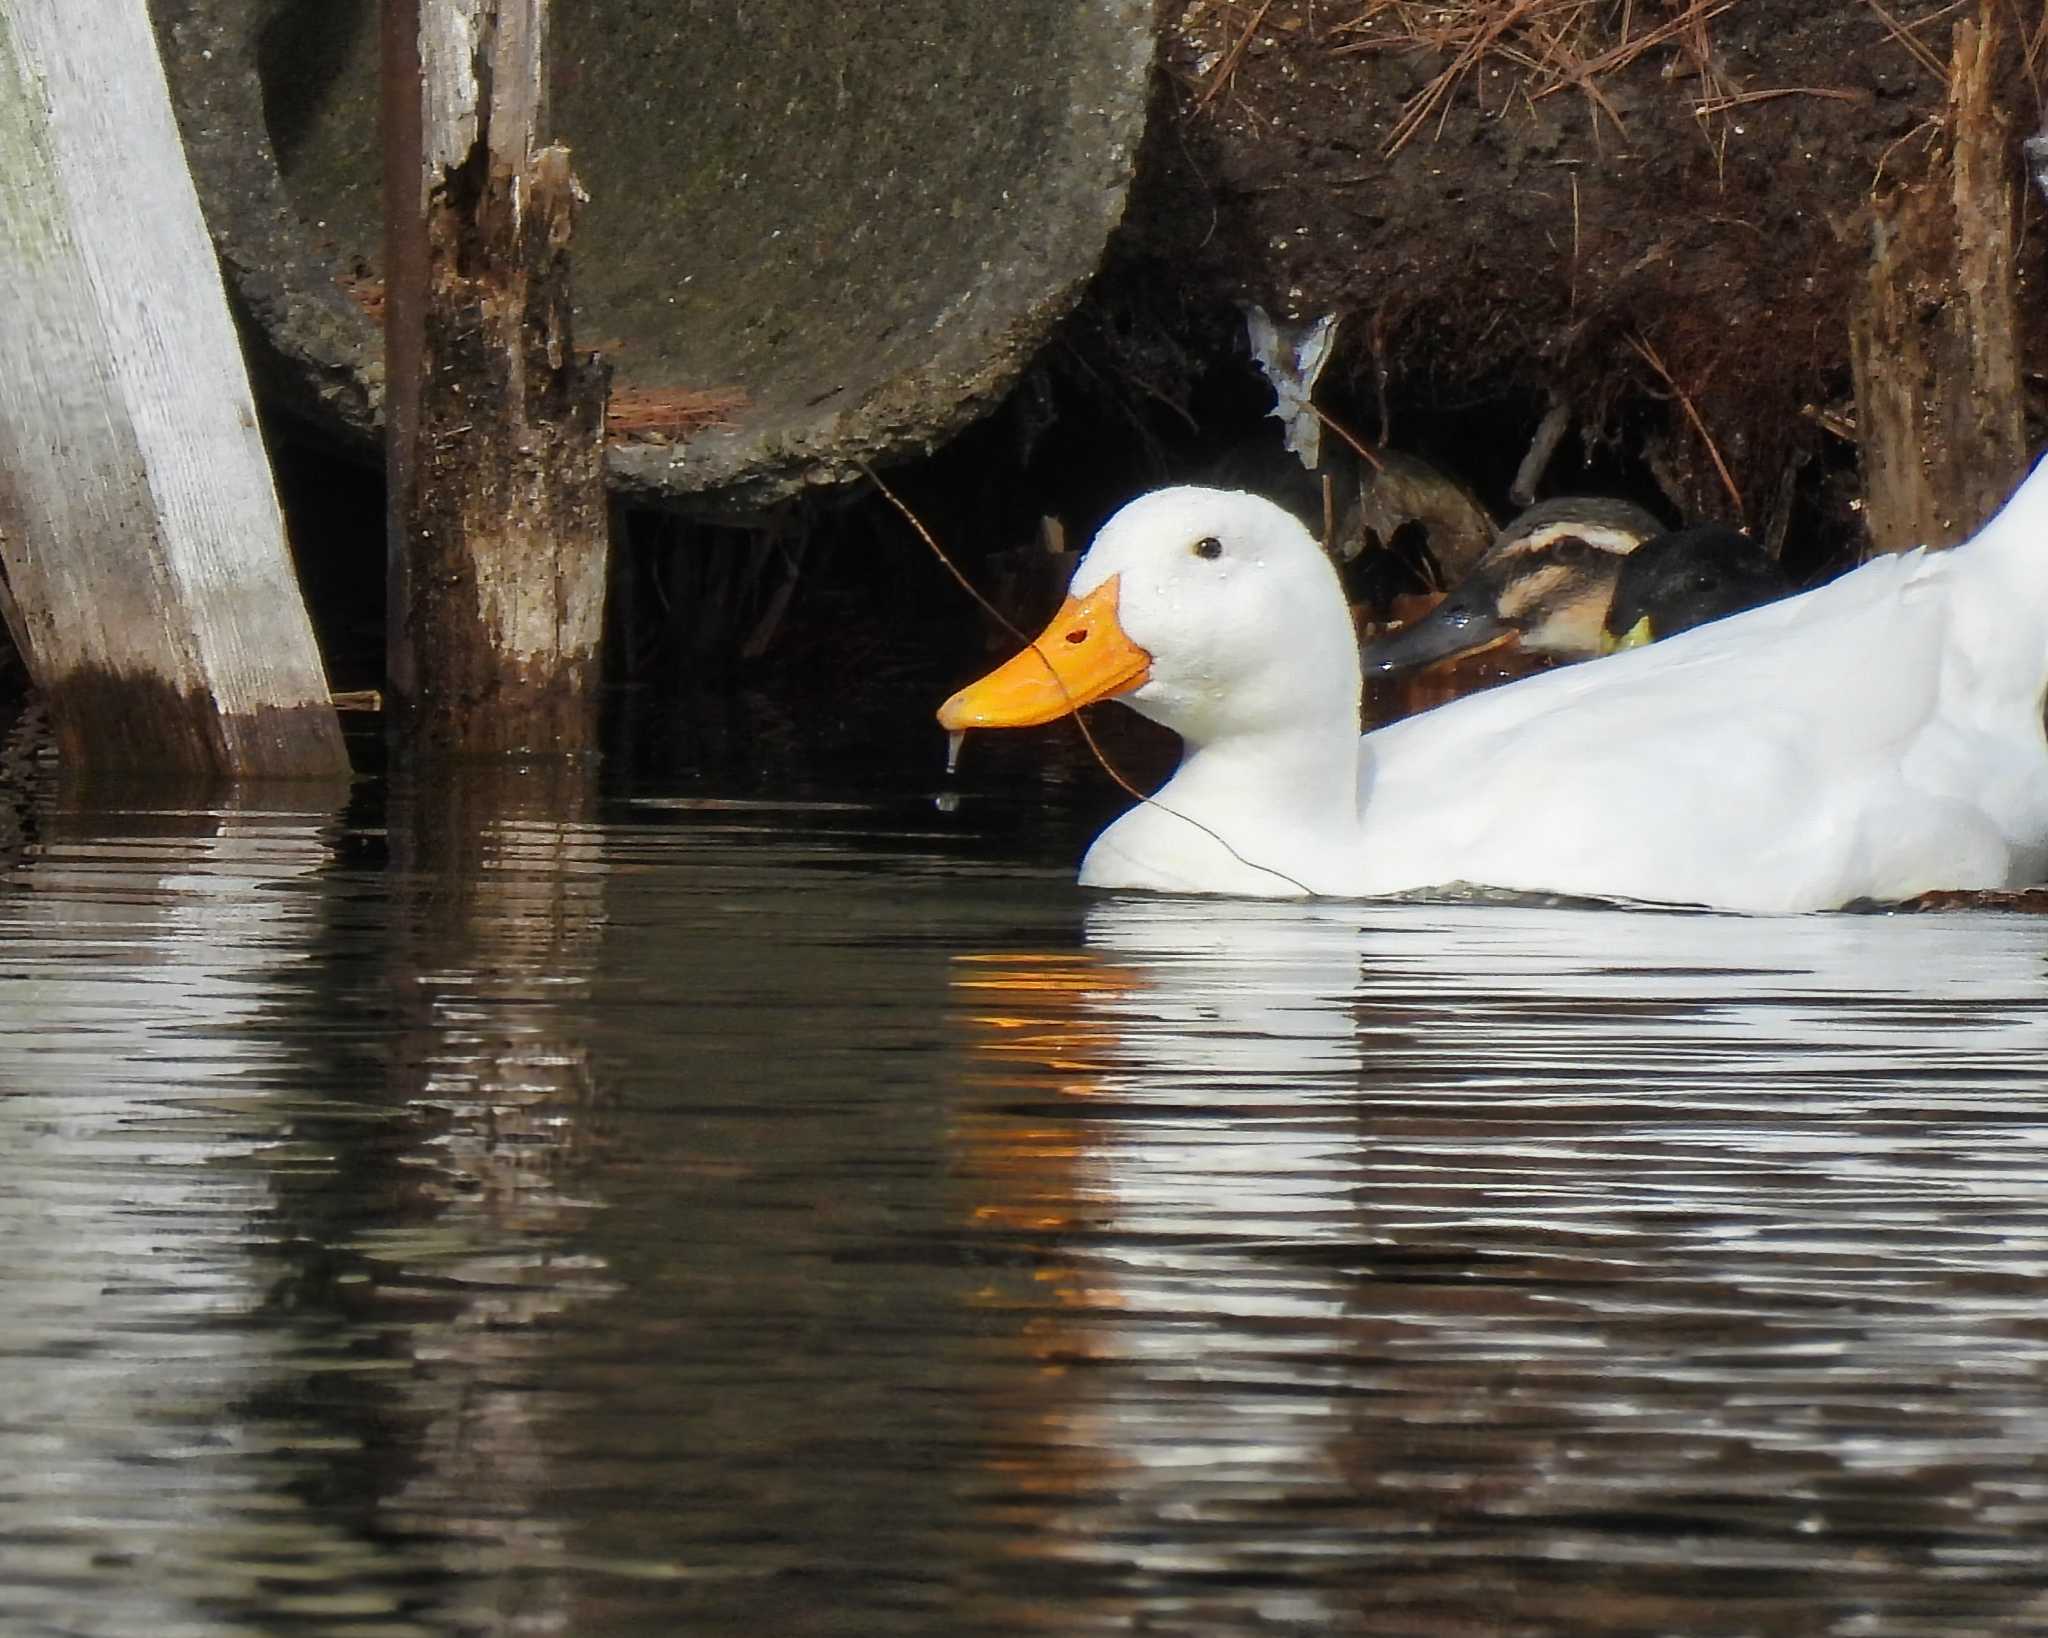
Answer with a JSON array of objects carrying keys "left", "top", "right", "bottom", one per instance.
[{"left": 939, "top": 486, "right": 1362, "bottom": 748}]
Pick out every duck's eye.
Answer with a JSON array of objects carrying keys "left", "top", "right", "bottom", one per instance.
[{"left": 1193, "top": 536, "right": 1223, "bottom": 560}]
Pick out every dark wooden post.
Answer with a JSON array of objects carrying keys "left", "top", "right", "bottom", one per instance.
[
  {"left": 1848, "top": 7, "right": 2024, "bottom": 555},
  {"left": 0, "top": 0, "right": 347, "bottom": 777},
  {"left": 382, "top": 0, "right": 612, "bottom": 759}
]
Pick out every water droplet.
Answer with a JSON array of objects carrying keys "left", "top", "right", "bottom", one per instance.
[{"left": 945, "top": 729, "right": 966, "bottom": 775}]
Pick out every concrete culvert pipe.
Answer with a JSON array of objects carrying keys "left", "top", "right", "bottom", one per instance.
[{"left": 150, "top": 0, "right": 1156, "bottom": 513}]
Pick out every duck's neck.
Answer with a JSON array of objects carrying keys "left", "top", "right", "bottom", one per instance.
[{"left": 1160, "top": 714, "right": 1363, "bottom": 835}]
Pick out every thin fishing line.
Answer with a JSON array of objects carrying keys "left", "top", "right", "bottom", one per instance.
[{"left": 860, "top": 460, "right": 1315, "bottom": 897}]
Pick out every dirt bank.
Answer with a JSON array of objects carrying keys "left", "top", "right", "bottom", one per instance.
[{"left": 1071, "top": 0, "right": 2047, "bottom": 561}]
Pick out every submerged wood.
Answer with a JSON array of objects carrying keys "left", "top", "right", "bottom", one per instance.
[
  {"left": 384, "top": 0, "right": 611, "bottom": 759},
  {"left": 0, "top": 0, "right": 345, "bottom": 777},
  {"left": 1849, "top": 9, "right": 2024, "bottom": 556}
]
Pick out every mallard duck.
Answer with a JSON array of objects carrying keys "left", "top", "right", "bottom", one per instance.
[
  {"left": 1362, "top": 496, "right": 1663, "bottom": 673},
  {"left": 936, "top": 463, "right": 2048, "bottom": 912},
  {"left": 1599, "top": 524, "right": 1794, "bottom": 652}
]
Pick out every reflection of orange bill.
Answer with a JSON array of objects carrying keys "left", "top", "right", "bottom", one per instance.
[
  {"left": 953, "top": 952, "right": 1143, "bottom": 997},
  {"left": 951, "top": 953, "right": 1140, "bottom": 1247},
  {"left": 953, "top": 952, "right": 1143, "bottom": 1081},
  {"left": 938, "top": 576, "right": 1151, "bottom": 729}
]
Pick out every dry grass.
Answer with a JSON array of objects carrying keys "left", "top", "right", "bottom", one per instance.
[
  {"left": 1197, "top": 0, "right": 1279, "bottom": 106},
  {"left": 1328, "top": 0, "right": 1743, "bottom": 155},
  {"left": 1314, "top": 0, "right": 1959, "bottom": 157},
  {"left": 2026, "top": 0, "right": 2048, "bottom": 85},
  {"left": 1627, "top": 332, "right": 1743, "bottom": 514},
  {"left": 1859, "top": 0, "right": 1952, "bottom": 78}
]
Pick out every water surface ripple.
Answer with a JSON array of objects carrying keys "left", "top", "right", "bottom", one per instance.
[{"left": 3, "top": 789, "right": 2047, "bottom": 1635}]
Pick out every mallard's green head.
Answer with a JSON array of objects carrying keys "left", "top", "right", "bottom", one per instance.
[{"left": 1599, "top": 525, "right": 1792, "bottom": 652}]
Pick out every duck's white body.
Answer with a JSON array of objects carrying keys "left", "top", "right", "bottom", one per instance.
[{"left": 946, "top": 460, "right": 2048, "bottom": 913}]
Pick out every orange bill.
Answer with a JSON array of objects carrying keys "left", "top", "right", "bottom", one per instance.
[{"left": 938, "top": 575, "right": 1152, "bottom": 730}]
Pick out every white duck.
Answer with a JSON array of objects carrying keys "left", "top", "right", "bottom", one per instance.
[{"left": 937, "top": 459, "right": 2048, "bottom": 912}]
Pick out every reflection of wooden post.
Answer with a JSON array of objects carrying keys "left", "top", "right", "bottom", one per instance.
[
  {"left": 0, "top": 0, "right": 346, "bottom": 776},
  {"left": 382, "top": 0, "right": 611, "bottom": 759},
  {"left": 1849, "top": 9, "right": 2023, "bottom": 555},
  {"left": 377, "top": 759, "right": 599, "bottom": 1625}
]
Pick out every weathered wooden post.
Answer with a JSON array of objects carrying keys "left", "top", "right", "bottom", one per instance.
[
  {"left": 1848, "top": 6, "right": 2024, "bottom": 555},
  {"left": 0, "top": 0, "right": 347, "bottom": 777},
  {"left": 382, "top": 0, "right": 611, "bottom": 759}
]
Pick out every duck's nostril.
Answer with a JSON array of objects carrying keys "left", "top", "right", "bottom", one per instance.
[{"left": 1064, "top": 628, "right": 1088, "bottom": 645}]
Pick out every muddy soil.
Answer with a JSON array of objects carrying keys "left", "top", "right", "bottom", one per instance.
[{"left": 1067, "top": 0, "right": 2048, "bottom": 566}]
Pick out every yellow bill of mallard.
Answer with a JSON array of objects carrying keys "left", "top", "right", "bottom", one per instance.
[{"left": 1599, "top": 615, "right": 1656, "bottom": 656}]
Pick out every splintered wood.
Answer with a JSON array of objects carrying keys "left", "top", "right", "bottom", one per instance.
[
  {"left": 1848, "top": 7, "right": 2024, "bottom": 555},
  {"left": 383, "top": 0, "right": 612, "bottom": 758}
]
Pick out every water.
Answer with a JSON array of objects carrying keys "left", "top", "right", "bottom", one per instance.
[{"left": 6, "top": 771, "right": 2048, "bottom": 1635}]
